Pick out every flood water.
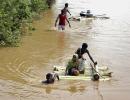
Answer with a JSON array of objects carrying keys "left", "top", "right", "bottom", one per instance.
[{"left": 0, "top": 0, "right": 130, "bottom": 100}]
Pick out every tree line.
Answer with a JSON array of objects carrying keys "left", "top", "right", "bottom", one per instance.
[{"left": 0, "top": 0, "right": 53, "bottom": 46}]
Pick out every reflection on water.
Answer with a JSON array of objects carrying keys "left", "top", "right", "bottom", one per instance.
[
  {"left": 44, "top": 85, "right": 53, "bottom": 94},
  {"left": 1, "top": 0, "right": 130, "bottom": 100},
  {"left": 67, "top": 81, "right": 87, "bottom": 93},
  {"left": 68, "top": 84, "right": 86, "bottom": 93},
  {"left": 93, "top": 82, "right": 104, "bottom": 100},
  {"left": 57, "top": 32, "right": 65, "bottom": 49},
  {"left": 40, "top": 81, "right": 87, "bottom": 94}
]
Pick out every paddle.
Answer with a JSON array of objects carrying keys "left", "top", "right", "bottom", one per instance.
[{"left": 90, "top": 63, "right": 105, "bottom": 80}]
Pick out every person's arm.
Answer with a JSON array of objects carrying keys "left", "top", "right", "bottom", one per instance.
[
  {"left": 67, "top": 9, "right": 71, "bottom": 16},
  {"left": 54, "top": 73, "right": 59, "bottom": 80},
  {"left": 75, "top": 48, "right": 80, "bottom": 54},
  {"left": 66, "top": 17, "right": 71, "bottom": 28},
  {"left": 65, "top": 65, "right": 68, "bottom": 75},
  {"left": 56, "top": 74, "right": 60, "bottom": 80},
  {"left": 65, "top": 61, "right": 70, "bottom": 75},
  {"left": 86, "top": 50, "right": 96, "bottom": 65},
  {"left": 75, "top": 48, "right": 81, "bottom": 59},
  {"left": 55, "top": 15, "right": 59, "bottom": 27}
]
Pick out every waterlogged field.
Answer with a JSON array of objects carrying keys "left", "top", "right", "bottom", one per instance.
[{"left": 0, "top": 0, "right": 130, "bottom": 100}]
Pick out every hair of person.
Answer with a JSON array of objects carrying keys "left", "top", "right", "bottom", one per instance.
[
  {"left": 82, "top": 43, "right": 88, "bottom": 48},
  {"left": 73, "top": 54, "right": 78, "bottom": 58},
  {"left": 65, "top": 3, "right": 68, "bottom": 7},
  {"left": 46, "top": 73, "right": 52, "bottom": 79},
  {"left": 87, "top": 10, "right": 91, "bottom": 13},
  {"left": 61, "top": 9, "right": 65, "bottom": 14}
]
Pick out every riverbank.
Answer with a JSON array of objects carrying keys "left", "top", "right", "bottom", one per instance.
[{"left": 0, "top": 0, "right": 56, "bottom": 46}]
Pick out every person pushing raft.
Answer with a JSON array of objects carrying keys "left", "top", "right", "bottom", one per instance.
[{"left": 75, "top": 43, "right": 97, "bottom": 74}]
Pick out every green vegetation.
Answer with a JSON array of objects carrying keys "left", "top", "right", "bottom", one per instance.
[{"left": 0, "top": 0, "right": 48, "bottom": 46}]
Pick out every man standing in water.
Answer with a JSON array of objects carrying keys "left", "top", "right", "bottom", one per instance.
[
  {"left": 62, "top": 3, "right": 71, "bottom": 16},
  {"left": 55, "top": 10, "right": 71, "bottom": 30},
  {"left": 75, "top": 43, "right": 101, "bottom": 81}
]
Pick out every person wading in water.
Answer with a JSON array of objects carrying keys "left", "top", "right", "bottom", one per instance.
[
  {"left": 55, "top": 10, "right": 71, "bottom": 30},
  {"left": 62, "top": 3, "right": 71, "bottom": 16}
]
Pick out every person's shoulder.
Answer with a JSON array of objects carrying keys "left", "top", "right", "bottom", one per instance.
[
  {"left": 50, "top": 72, "right": 56, "bottom": 76},
  {"left": 77, "top": 48, "right": 81, "bottom": 51},
  {"left": 63, "top": 7, "right": 68, "bottom": 11},
  {"left": 52, "top": 72, "right": 57, "bottom": 75},
  {"left": 78, "top": 47, "right": 81, "bottom": 50},
  {"left": 64, "top": 7, "right": 67, "bottom": 9},
  {"left": 85, "top": 49, "right": 89, "bottom": 53}
]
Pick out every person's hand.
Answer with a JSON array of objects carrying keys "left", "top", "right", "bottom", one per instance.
[
  {"left": 94, "top": 61, "right": 97, "bottom": 65},
  {"left": 69, "top": 24, "right": 71, "bottom": 28},
  {"left": 55, "top": 23, "right": 57, "bottom": 27}
]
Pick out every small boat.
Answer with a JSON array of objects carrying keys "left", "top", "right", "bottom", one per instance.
[
  {"left": 53, "top": 61, "right": 112, "bottom": 81},
  {"left": 80, "top": 11, "right": 93, "bottom": 17},
  {"left": 79, "top": 10, "right": 110, "bottom": 19}
]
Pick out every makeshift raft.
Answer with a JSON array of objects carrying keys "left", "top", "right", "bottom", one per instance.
[{"left": 53, "top": 62, "right": 112, "bottom": 81}]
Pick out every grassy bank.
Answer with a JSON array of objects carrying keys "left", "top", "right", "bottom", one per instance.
[{"left": 0, "top": 0, "right": 51, "bottom": 46}]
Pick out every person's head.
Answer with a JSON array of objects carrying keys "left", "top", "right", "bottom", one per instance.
[
  {"left": 93, "top": 73, "right": 100, "bottom": 81},
  {"left": 61, "top": 9, "right": 65, "bottom": 14},
  {"left": 87, "top": 10, "right": 91, "bottom": 14},
  {"left": 46, "top": 73, "right": 52, "bottom": 83},
  {"left": 82, "top": 43, "right": 88, "bottom": 49},
  {"left": 73, "top": 69, "right": 79, "bottom": 76},
  {"left": 72, "top": 54, "right": 78, "bottom": 62},
  {"left": 65, "top": 3, "right": 68, "bottom": 7}
]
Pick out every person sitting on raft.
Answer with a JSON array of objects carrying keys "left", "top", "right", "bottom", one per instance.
[
  {"left": 65, "top": 54, "right": 79, "bottom": 76},
  {"left": 86, "top": 10, "right": 93, "bottom": 17}
]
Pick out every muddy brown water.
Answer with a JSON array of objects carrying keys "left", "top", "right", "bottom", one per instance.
[{"left": 0, "top": 0, "right": 130, "bottom": 100}]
